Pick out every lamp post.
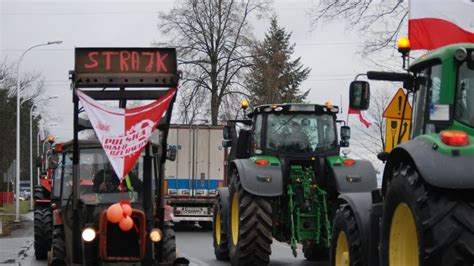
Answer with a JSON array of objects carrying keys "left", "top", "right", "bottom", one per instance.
[
  {"left": 29, "top": 96, "right": 58, "bottom": 210},
  {"left": 15, "top": 40, "right": 62, "bottom": 222}
]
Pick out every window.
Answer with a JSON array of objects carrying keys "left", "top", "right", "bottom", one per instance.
[
  {"left": 253, "top": 115, "right": 263, "bottom": 151},
  {"left": 60, "top": 148, "right": 144, "bottom": 205},
  {"left": 52, "top": 160, "right": 63, "bottom": 199},
  {"left": 412, "top": 64, "right": 442, "bottom": 136},
  {"left": 266, "top": 113, "right": 336, "bottom": 153},
  {"left": 455, "top": 62, "right": 474, "bottom": 127}
]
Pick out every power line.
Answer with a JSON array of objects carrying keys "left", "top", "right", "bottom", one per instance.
[
  {"left": 295, "top": 42, "right": 357, "bottom": 46},
  {"left": 0, "top": 48, "right": 72, "bottom": 52},
  {"left": 3, "top": 11, "right": 161, "bottom": 16}
]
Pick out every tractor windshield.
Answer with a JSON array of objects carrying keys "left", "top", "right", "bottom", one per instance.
[
  {"left": 455, "top": 61, "right": 474, "bottom": 127},
  {"left": 58, "top": 148, "right": 143, "bottom": 205},
  {"left": 266, "top": 113, "right": 336, "bottom": 153}
]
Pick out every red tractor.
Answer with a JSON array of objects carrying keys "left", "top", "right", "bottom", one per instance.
[{"left": 33, "top": 136, "right": 56, "bottom": 260}]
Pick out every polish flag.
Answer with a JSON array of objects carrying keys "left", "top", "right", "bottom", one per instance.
[
  {"left": 409, "top": 0, "right": 474, "bottom": 50},
  {"left": 76, "top": 88, "right": 176, "bottom": 181},
  {"left": 348, "top": 107, "right": 372, "bottom": 128}
]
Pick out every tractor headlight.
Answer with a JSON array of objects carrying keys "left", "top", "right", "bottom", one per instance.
[
  {"left": 82, "top": 227, "right": 96, "bottom": 242},
  {"left": 150, "top": 228, "right": 163, "bottom": 243}
]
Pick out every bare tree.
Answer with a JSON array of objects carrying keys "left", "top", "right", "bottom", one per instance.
[
  {"left": 350, "top": 85, "right": 392, "bottom": 157},
  {"left": 309, "top": 0, "right": 408, "bottom": 54},
  {"left": 0, "top": 58, "right": 45, "bottom": 182},
  {"left": 158, "top": 0, "right": 270, "bottom": 125}
]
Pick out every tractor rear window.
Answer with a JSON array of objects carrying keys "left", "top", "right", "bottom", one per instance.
[
  {"left": 266, "top": 113, "right": 336, "bottom": 153},
  {"left": 455, "top": 62, "right": 474, "bottom": 127}
]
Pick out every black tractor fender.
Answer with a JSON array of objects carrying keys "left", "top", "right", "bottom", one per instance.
[
  {"left": 230, "top": 159, "right": 283, "bottom": 197},
  {"left": 330, "top": 159, "right": 378, "bottom": 193},
  {"left": 338, "top": 192, "right": 374, "bottom": 265},
  {"left": 382, "top": 137, "right": 474, "bottom": 193},
  {"left": 216, "top": 187, "right": 230, "bottom": 232}
]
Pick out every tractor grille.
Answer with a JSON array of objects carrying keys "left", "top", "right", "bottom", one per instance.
[{"left": 99, "top": 210, "right": 146, "bottom": 261}]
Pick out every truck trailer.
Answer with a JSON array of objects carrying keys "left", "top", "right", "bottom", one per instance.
[{"left": 165, "top": 124, "right": 225, "bottom": 228}]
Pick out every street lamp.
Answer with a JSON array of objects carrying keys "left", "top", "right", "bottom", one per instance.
[
  {"left": 29, "top": 96, "right": 58, "bottom": 210},
  {"left": 15, "top": 40, "right": 62, "bottom": 222}
]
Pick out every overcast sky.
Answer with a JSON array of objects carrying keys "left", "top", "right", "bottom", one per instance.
[{"left": 1, "top": 0, "right": 402, "bottom": 168}]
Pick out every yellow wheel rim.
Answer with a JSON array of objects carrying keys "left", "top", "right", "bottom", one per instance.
[
  {"left": 231, "top": 192, "right": 239, "bottom": 245},
  {"left": 389, "top": 203, "right": 419, "bottom": 266},
  {"left": 215, "top": 208, "right": 221, "bottom": 245},
  {"left": 335, "top": 231, "right": 350, "bottom": 266}
]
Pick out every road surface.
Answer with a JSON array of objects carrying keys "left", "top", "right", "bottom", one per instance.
[
  {"left": 175, "top": 224, "right": 328, "bottom": 266},
  {"left": 0, "top": 219, "right": 328, "bottom": 266}
]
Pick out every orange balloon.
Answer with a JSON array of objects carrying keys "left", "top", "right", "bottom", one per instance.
[
  {"left": 119, "top": 216, "right": 134, "bottom": 231},
  {"left": 122, "top": 203, "right": 132, "bottom": 217},
  {"left": 106, "top": 203, "right": 123, "bottom": 224}
]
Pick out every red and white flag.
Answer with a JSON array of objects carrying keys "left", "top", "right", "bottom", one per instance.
[
  {"left": 348, "top": 107, "right": 372, "bottom": 128},
  {"left": 39, "top": 126, "right": 46, "bottom": 142},
  {"left": 409, "top": 0, "right": 474, "bottom": 50},
  {"left": 76, "top": 88, "right": 176, "bottom": 181}
]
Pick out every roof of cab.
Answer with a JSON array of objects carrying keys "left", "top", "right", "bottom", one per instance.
[{"left": 410, "top": 43, "right": 474, "bottom": 70}]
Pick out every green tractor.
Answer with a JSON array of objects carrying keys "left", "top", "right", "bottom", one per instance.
[
  {"left": 212, "top": 102, "right": 378, "bottom": 265},
  {"left": 331, "top": 42, "right": 474, "bottom": 266}
]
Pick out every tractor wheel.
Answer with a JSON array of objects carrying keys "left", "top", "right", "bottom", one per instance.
[
  {"left": 49, "top": 226, "right": 66, "bottom": 266},
  {"left": 157, "top": 222, "right": 176, "bottom": 263},
  {"left": 34, "top": 207, "right": 53, "bottom": 260},
  {"left": 330, "top": 205, "right": 363, "bottom": 266},
  {"left": 213, "top": 188, "right": 230, "bottom": 261},
  {"left": 34, "top": 186, "right": 49, "bottom": 203},
  {"left": 228, "top": 172, "right": 273, "bottom": 266},
  {"left": 303, "top": 241, "right": 329, "bottom": 261},
  {"left": 380, "top": 163, "right": 474, "bottom": 266},
  {"left": 201, "top": 221, "right": 213, "bottom": 231}
]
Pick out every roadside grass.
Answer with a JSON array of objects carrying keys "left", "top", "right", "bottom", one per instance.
[
  {"left": 0, "top": 201, "right": 31, "bottom": 214},
  {"left": 0, "top": 201, "right": 32, "bottom": 236}
]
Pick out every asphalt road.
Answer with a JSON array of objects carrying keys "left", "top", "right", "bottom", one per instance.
[
  {"left": 2, "top": 220, "right": 328, "bottom": 266},
  {"left": 175, "top": 224, "right": 328, "bottom": 266}
]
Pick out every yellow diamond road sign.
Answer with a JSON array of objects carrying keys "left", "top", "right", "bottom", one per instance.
[
  {"left": 385, "top": 118, "right": 411, "bottom": 152},
  {"left": 383, "top": 88, "right": 412, "bottom": 119}
]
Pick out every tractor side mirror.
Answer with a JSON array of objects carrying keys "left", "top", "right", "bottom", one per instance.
[
  {"left": 223, "top": 126, "right": 231, "bottom": 140},
  {"left": 349, "top": 81, "right": 370, "bottom": 110},
  {"left": 340, "top": 126, "right": 350, "bottom": 147},
  {"left": 222, "top": 139, "right": 232, "bottom": 148},
  {"left": 166, "top": 145, "right": 177, "bottom": 161}
]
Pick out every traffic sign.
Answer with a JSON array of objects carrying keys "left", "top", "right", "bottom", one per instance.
[
  {"left": 383, "top": 88, "right": 412, "bottom": 120},
  {"left": 385, "top": 118, "right": 411, "bottom": 152}
]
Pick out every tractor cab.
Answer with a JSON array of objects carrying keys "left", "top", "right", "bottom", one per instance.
[
  {"left": 224, "top": 103, "right": 348, "bottom": 160},
  {"left": 51, "top": 140, "right": 158, "bottom": 262},
  {"left": 52, "top": 141, "right": 144, "bottom": 206}
]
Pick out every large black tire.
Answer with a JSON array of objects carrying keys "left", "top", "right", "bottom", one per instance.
[
  {"left": 228, "top": 173, "right": 273, "bottom": 266},
  {"left": 381, "top": 163, "right": 474, "bottom": 266},
  {"left": 34, "top": 207, "right": 53, "bottom": 260},
  {"left": 159, "top": 223, "right": 177, "bottom": 263},
  {"left": 34, "top": 186, "right": 50, "bottom": 208},
  {"left": 329, "top": 205, "right": 363, "bottom": 266},
  {"left": 213, "top": 188, "right": 230, "bottom": 261},
  {"left": 49, "top": 226, "right": 66, "bottom": 266}
]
